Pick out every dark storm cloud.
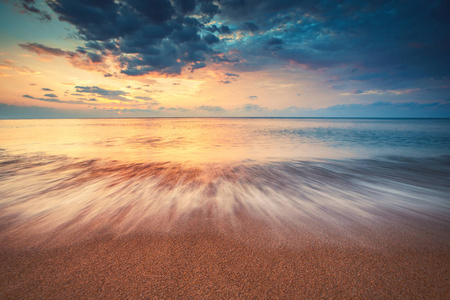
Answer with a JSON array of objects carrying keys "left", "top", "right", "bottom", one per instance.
[
  {"left": 40, "top": 0, "right": 224, "bottom": 75},
  {"left": 240, "top": 22, "right": 259, "bottom": 33},
  {"left": 19, "top": 0, "right": 450, "bottom": 88},
  {"left": 172, "top": 0, "right": 196, "bottom": 14},
  {"left": 190, "top": 62, "right": 207, "bottom": 72},
  {"left": 127, "top": 0, "right": 174, "bottom": 24},
  {"left": 199, "top": 1, "right": 220, "bottom": 17},
  {"left": 266, "top": 37, "right": 282, "bottom": 46},
  {"left": 42, "top": 88, "right": 53, "bottom": 91},
  {"left": 218, "top": 0, "right": 450, "bottom": 87},
  {"left": 46, "top": 0, "right": 130, "bottom": 41},
  {"left": 203, "top": 33, "right": 220, "bottom": 45},
  {"left": 206, "top": 24, "right": 231, "bottom": 34},
  {"left": 219, "top": 0, "right": 302, "bottom": 22}
]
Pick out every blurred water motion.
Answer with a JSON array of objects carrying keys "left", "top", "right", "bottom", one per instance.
[{"left": 0, "top": 118, "right": 449, "bottom": 244}]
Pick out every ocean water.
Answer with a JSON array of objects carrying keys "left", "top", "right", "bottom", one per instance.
[{"left": 0, "top": 118, "right": 449, "bottom": 243}]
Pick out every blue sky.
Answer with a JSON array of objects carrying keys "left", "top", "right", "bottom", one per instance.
[{"left": 0, "top": 0, "right": 449, "bottom": 118}]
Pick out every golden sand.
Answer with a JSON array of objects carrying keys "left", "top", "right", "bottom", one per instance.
[{"left": 0, "top": 215, "right": 448, "bottom": 299}]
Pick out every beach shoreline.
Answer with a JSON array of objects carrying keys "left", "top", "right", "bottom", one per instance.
[{"left": 1, "top": 212, "right": 448, "bottom": 299}]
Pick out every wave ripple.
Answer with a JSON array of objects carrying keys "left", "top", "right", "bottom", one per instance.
[{"left": 0, "top": 155, "right": 449, "bottom": 246}]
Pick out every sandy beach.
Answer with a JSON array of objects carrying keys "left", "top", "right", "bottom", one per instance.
[
  {"left": 1, "top": 119, "right": 449, "bottom": 298},
  {"left": 1, "top": 0, "right": 450, "bottom": 295},
  {"left": 1, "top": 213, "right": 448, "bottom": 299}
]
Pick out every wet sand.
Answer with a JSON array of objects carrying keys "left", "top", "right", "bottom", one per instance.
[
  {"left": 2, "top": 120, "right": 450, "bottom": 298},
  {"left": 0, "top": 215, "right": 449, "bottom": 299}
]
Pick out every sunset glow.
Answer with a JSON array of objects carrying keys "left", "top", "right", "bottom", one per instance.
[
  {"left": 1, "top": 2, "right": 450, "bottom": 298},
  {"left": 1, "top": 0, "right": 449, "bottom": 118}
]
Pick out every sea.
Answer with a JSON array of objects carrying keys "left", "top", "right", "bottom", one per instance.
[{"left": 1, "top": 118, "right": 449, "bottom": 244}]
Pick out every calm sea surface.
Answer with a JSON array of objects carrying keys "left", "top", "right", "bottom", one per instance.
[
  {"left": 1, "top": 118, "right": 449, "bottom": 243},
  {"left": 1, "top": 118, "right": 450, "bottom": 162}
]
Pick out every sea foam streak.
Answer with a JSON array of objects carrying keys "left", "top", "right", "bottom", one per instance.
[
  {"left": 1, "top": 154, "right": 449, "bottom": 246},
  {"left": 1, "top": 118, "right": 449, "bottom": 247}
]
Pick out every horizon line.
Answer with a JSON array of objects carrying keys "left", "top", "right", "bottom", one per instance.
[{"left": 1, "top": 117, "right": 450, "bottom": 120}]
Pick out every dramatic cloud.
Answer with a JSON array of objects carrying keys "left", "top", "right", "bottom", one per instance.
[
  {"left": 190, "top": 62, "right": 207, "bottom": 72},
  {"left": 15, "top": 0, "right": 450, "bottom": 86},
  {"left": 3, "top": 0, "right": 450, "bottom": 118},
  {"left": 203, "top": 33, "right": 220, "bottom": 45},
  {"left": 218, "top": 0, "right": 449, "bottom": 88},
  {"left": 240, "top": 22, "right": 259, "bottom": 33},
  {"left": 19, "top": 43, "right": 114, "bottom": 74},
  {"left": 206, "top": 24, "right": 231, "bottom": 35},
  {"left": 38, "top": 0, "right": 226, "bottom": 75}
]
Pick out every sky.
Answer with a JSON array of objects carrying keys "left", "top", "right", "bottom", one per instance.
[{"left": 0, "top": 0, "right": 449, "bottom": 118}]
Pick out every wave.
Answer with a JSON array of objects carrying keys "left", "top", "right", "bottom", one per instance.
[{"left": 0, "top": 154, "right": 449, "bottom": 246}]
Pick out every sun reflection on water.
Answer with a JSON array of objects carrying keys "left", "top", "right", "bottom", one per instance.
[{"left": 0, "top": 118, "right": 449, "bottom": 247}]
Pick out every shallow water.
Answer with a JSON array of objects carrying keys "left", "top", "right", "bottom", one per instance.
[
  {"left": 0, "top": 118, "right": 449, "bottom": 244},
  {"left": 2, "top": 118, "right": 449, "bottom": 162}
]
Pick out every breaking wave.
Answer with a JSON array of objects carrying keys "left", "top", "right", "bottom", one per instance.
[{"left": 1, "top": 154, "right": 449, "bottom": 246}]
